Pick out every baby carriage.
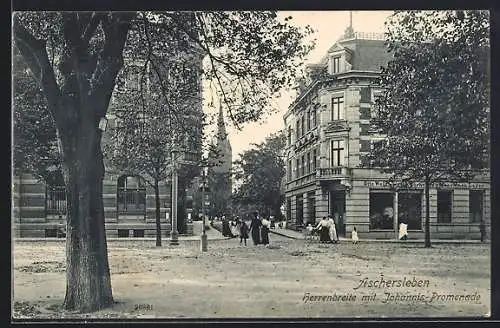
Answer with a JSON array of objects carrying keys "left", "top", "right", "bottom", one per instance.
[{"left": 303, "top": 223, "right": 319, "bottom": 242}]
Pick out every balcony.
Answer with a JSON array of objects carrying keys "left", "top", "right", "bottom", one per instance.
[
  {"left": 285, "top": 167, "right": 352, "bottom": 191},
  {"left": 286, "top": 171, "right": 317, "bottom": 189},
  {"left": 317, "top": 167, "right": 350, "bottom": 180}
]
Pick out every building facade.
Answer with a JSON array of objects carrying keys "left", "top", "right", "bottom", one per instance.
[
  {"left": 13, "top": 47, "right": 204, "bottom": 239},
  {"left": 283, "top": 29, "right": 490, "bottom": 240}
]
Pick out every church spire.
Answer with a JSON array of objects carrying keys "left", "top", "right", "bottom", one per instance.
[{"left": 217, "top": 103, "right": 227, "bottom": 140}]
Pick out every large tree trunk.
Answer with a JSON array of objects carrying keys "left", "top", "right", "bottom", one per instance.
[
  {"left": 424, "top": 177, "right": 431, "bottom": 248},
  {"left": 61, "top": 118, "right": 113, "bottom": 312},
  {"left": 14, "top": 12, "right": 135, "bottom": 313},
  {"left": 154, "top": 179, "right": 162, "bottom": 247}
]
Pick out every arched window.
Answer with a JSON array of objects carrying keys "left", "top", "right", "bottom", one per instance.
[
  {"left": 117, "top": 175, "right": 146, "bottom": 214},
  {"left": 45, "top": 169, "right": 67, "bottom": 217}
]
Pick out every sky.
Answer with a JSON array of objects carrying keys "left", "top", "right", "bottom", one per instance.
[{"left": 204, "top": 11, "right": 393, "bottom": 160}]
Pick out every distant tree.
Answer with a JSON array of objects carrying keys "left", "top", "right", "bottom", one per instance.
[
  {"left": 13, "top": 11, "right": 313, "bottom": 312},
  {"left": 12, "top": 50, "right": 60, "bottom": 182},
  {"left": 233, "top": 131, "right": 286, "bottom": 218},
  {"left": 363, "top": 10, "right": 490, "bottom": 248},
  {"left": 104, "top": 51, "right": 204, "bottom": 246}
]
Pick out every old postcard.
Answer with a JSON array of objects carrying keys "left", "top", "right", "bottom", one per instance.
[{"left": 12, "top": 9, "right": 491, "bottom": 321}]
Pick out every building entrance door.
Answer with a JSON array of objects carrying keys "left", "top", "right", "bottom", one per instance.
[
  {"left": 330, "top": 191, "right": 346, "bottom": 237},
  {"left": 296, "top": 195, "right": 304, "bottom": 230}
]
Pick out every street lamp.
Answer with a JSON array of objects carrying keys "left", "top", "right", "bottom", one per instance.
[
  {"left": 169, "top": 148, "right": 180, "bottom": 246},
  {"left": 200, "top": 166, "right": 209, "bottom": 252}
]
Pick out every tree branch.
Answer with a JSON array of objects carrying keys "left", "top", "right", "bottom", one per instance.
[
  {"left": 13, "top": 17, "right": 64, "bottom": 128},
  {"left": 82, "top": 12, "right": 105, "bottom": 46},
  {"left": 90, "top": 12, "right": 135, "bottom": 119}
]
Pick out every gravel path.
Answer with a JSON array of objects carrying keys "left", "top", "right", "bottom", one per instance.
[{"left": 12, "top": 238, "right": 490, "bottom": 319}]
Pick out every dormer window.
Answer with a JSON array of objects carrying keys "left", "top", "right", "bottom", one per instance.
[
  {"left": 332, "top": 56, "right": 341, "bottom": 74},
  {"left": 327, "top": 44, "right": 353, "bottom": 75}
]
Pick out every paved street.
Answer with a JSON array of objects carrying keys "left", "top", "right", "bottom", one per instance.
[{"left": 13, "top": 237, "right": 490, "bottom": 319}]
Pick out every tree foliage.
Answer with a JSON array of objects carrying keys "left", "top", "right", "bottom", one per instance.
[
  {"left": 363, "top": 10, "right": 490, "bottom": 247},
  {"left": 13, "top": 10, "right": 313, "bottom": 312},
  {"left": 12, "top": 50, "right": 61, "bottom": 183},
  {"left": 366, "top": 10, "right": 490, "bottom": 183},
  {"left": 103, "top": 42, "right": 204, "bottom": 245},
  {"left": 232, "top": 131, "right": 286, "bottom": 217}
]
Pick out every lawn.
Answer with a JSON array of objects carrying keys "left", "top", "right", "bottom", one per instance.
[{"left": 12, "top": 237, "right": 490, "bottom": 319}]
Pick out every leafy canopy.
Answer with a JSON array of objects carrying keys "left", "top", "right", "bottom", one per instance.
[
  {"left": 232, "top": 131, "right": 286, "bottom": 216},
  {"left": 365, "top": 10, "right": 490, "bottom": 186}
]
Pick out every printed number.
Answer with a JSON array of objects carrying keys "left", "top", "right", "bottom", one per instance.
[{"left": 134, "top": 304, "right": 153, "bottom": 311}]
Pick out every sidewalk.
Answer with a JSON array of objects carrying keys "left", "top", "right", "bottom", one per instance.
[
  {"left": 269, "top": 228, "right": 488, "bottom": 244},
  {"left": 13, "top": 226, "right": 231, "bottom": 243}
]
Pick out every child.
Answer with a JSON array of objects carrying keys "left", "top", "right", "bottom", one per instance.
[
  {"left": 304, "top": 223, "right": 314, "bottom": 241},
  {"left": 239, "top": 220, "right": 249, "bottom": 246},
  {"left": 351, "top": 226, "right": 359, "bottom": 244}
]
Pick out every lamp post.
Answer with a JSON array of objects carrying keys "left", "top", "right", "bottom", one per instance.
[
  {"left": 200, "top": 166, "right": 208, "bottom": 252},
  {"left": 170, "top": 148, "right": 179, "bottom": 245}
]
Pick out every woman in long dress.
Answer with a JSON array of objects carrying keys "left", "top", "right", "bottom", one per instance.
[
  {"left": 261, "top": 217, "right": 270, "bottom": 245},
  {"left": 316, "top": 217, "right": 330, "bottom": 243},
  {"left": 250, "top": 212, "right": 262, "bottom": 245},
  {"left": 328, "top": 215, "right": 338, "bottom": 243},
  {"left": 222, "top": 216, "right": 232, "bottom": 237},
  {"left": 231, "top": 217, "right": 240, "bottom": 238}
]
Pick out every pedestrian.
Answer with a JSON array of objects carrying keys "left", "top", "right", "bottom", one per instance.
[
  {"left": 261, "top": 217, "right": 271, "bottom": 246},
  {"left": 328, "top": 215, "right": 338, "bottom": 243},
  {"left": 231, "top": 217, "right": 239, "bottom": 237},
  {"left": 351, "top": 226, "right": 359, "bottom": 244},
  {"left": 222, "top": 215, "right": 234, "bottom": 237},
  {"left": 239, "top": 219, "right": 249, "bottom": 246},
  {"left": 399, "top": 222, "right": 408, "bottom": 240},
  {"left": 316, "top": 217, "right": 330, "bottom": 243},
  {"left": 250, "top": 212, "right": 262, "bottom": 245}
]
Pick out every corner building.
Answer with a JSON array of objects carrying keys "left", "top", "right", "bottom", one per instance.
[{"left": 283, "top": 31, "right": 490, "bottom": 240}]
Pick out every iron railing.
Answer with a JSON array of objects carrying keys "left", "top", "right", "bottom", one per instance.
[
  {"left": 117, "top": 187, "right": 146, "bottom": 214},
  {"left": 46, "top": 186, "right": 67, "bottom": 215}
]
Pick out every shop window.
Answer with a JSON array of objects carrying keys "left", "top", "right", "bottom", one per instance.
[
  {"left": 398, "top": 191, "right": 422, "bottom": 230},
  {"left": 437, "top": 190, "right": 452, "bottom": 223},
  {"left": 469, "top": 190, "right": 484, "bottom": 223},
  {"left": 369, "top": 192, "right": 394, "bottom": 230}
]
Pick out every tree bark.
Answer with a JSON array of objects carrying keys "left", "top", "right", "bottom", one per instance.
[
  {"left": 14, "top": 12, "right": 135, "bottom": 313},
  {"left": 62, "top": 117, "right": 113, "bottom": 312},
  {"left": 424, "top": 177, "right": 431, "bottom": 248},
  {"left": 154, "top": 179, "right": 162, "bottom": 247}
]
